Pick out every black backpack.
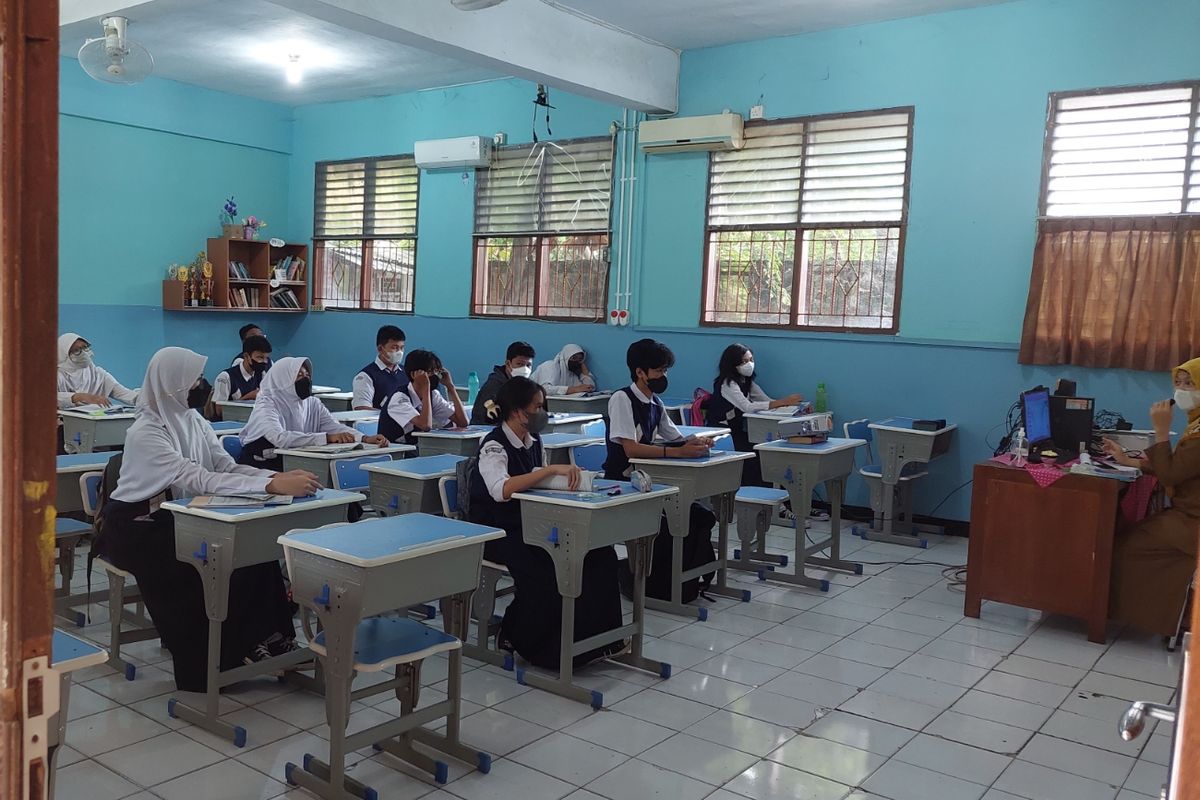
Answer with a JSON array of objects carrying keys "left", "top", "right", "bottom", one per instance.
[
  {"left": 454, "top": 454, "right": 478, "bottom": 521},
  {"left": 620, "top": 502, "right": 717, "bottom": 604}
]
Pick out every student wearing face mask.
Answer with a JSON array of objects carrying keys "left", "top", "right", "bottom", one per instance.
[
  {"left": 94, "top": 347, "right": 323, "bottom": 691},
  {"left": 212, "top": 335, "right": 272, "bottom": 404},
  {"left": 379, "top": 349, "right": 469, "bottom": 445},
  {"left": 1104, "top": 357, "right": 1200, "bottom": 638},
  {"left": 468, "top": 376, "right": 624, "bottom": 667},
  {"left": 56, "top": 333, "right": 140, "bottom": 409},
  {"left": 470, "top": 341, "right": 536, "bottom": 425},
  {"left": 231, "top": 323, "right": 272, "bottom": 369},
  {"left": 352, "top": 325, "right": 409, "bottom": 410},
  {"left": 532, "top": 343, "right": 596, "bottom": 396},
  {"left": 238, "top": 356, "right": 388, "bottom": 470},
  {"left": 707, "top": 343, "right": 804, "bottom": 486}
]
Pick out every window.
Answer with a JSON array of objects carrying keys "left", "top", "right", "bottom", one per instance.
[
  {"left": 1021, "top": 82, "right": 1200, "bottom": 371},
  {"left": 313, "top": 155, "right": 419, "bottom": 312},
  {"left": 472, "top": 138, "right": 613, "bottom": 320},
  {"left": 702, "top": 108, "right": 913, "bottom": 332}
]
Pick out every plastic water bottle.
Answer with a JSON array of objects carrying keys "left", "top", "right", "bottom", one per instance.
[
  {"left": 467, "top": 371, "right": 480, "bottom": 405},
  {"left": 814, "top": 383, "right": 828, "bottom": 413},
  {"left": 1012, "top": 426, "right": 1028, "bottom": 467}
]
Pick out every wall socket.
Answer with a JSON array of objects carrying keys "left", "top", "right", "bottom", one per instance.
[{"left": 749, "top": 104, "right": 765, "bottom": 120}]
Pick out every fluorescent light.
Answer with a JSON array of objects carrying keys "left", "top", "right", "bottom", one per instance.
[{"left": 286, "top": 54, "right": 302, "bottom": 85}]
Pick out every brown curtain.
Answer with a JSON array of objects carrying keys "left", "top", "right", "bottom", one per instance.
[{"left": 1019, "top": 216, "right": 1200, "bottom": 371}]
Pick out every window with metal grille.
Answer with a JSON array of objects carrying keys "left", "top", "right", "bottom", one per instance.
[
  {"left": 472, "top": 138, "right": 613, "bottom": 320},
  {"left": 1040, "top": 82, "right": 1200, "bottom": 217},
  {"left": 313, "top": 155, "right": 419, "bottom": 312},
  {"left": 702, "top": 108, "right": 913, "bottom": 332}
]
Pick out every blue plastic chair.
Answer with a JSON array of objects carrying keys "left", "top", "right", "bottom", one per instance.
[
  {"left": 331, "top": 454, "right": 392, "bottom": 491},
  {"left": 81, "top": 471, "right": 103, "bottom": 518},
  {"left": 221, "top": 435, "right": 243, "bottom": 461},
  {"left": 571, "top": 443, "right": 607, "bottom": 471},
  {"left": 580, "top": 419, "right": 606, "bottom": 438},
  {"left": 843, "top": 419, "right": 927, "bottom": 537},
  {"left": 710, "top": 434, "right": 734, "bottom": 452},
  {"left": 439, "top": 476, "right": 460, "bottom": 518}
]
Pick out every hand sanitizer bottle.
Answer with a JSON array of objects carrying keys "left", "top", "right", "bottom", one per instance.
[{"left": 1012, "top": 427, "right": 1027, "bottom": 467}]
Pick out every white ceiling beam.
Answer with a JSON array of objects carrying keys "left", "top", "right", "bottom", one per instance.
[
  {"left": 266, "top": 0, "right": 679, "bottom": 113},
  {"left": 60, "top": 0, "right": 162, "bottom": 26}
]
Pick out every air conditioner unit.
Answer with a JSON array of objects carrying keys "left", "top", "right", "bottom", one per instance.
[
  {"left": 639, "top": 112, "right": 744, "bottom": 154},
  {"left": 414, "top": 136, "right": 493, "bottom": 169}
]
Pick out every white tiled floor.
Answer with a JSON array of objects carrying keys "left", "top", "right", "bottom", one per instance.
[{"left": 55, "top": 522, "right": 1180, "bottom": 800}]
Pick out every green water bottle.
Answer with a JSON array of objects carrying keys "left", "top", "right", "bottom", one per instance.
[
  {"left": 467, "top": 371, "right": 480, "bottom": 405},
  {"left": 815, "top": 383, "right": 828, "bottom": 413}
]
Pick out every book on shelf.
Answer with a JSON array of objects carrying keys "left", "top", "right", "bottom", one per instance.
[
  {"left": 288, "top": 257, "right": 306, "bottom": 281},
  {"left": 270, "top": 287, "right": 301, "bottom": 309}
]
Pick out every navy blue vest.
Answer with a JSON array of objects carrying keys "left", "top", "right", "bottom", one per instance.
[
  {"left": 378, "top": 388, "right": 411, "bottom": 445},
  {"left": 223, "top": 365, "right": 263, "bottom": 401},
  {"left": 468, "top": 426, "right": 543, "bottom": 535},
  {"left": 604, "top": 387, "right": 664, "bottom": 480},
  {"left": 705, "top": 376, "right": 753, "bottom": 430},
  {"left": 362, "top": 362, "right": 409, "bottom": 409}
]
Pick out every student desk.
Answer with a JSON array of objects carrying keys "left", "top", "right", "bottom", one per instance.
[
  {"left": 210, "top": 420, "right": 245, "bottom": 438},
  {"left": 546, "top": 392, "right": 612, "bottom": 418},
  {"left": 865, "top": 417, "right": 958, "bottom": 547},
  {"left": 743, "top": 407, "right": 812, "bottom": 445},
  {"left": 280, "top": 514, "right": 503, "bottom": 795},
  {"left": 311, "top": 385, "right": 341, "bottom": 395},
  {"left": 331, "top": 409, "right": 379, "bottom": 424},
  {"left": 59, "top": 408, "right": 135, "bottom": 453},
  {"left": 160, "top": 489, "right": 364, "bottom": 745},
  {"left": 659, "top": 396, "right": 694, "bottom": 425},
  {"left": 513, "top": 480, "right": 679, "bottom": 707},
  {"left": 48, "top": 630, "right": 108, "bottom": 800},
  {"left": 216, "top": 400, "right": 256, "bottom": 422},
  {"left": 276, "top": 443, "right": 414, "bottom": 487},
  {"left": 454, "top": 384, "right": 470, "bottom": 402},
  {"left": 627, "top": 450, "right": 755, "bottom": 618},
  {"left": 55, "top": 452, "right": 117, "bottom": 513},
  {"left": 363, "top": 455, "right": 465, "bottom": 516},
  {"left": 541, "top": 432, "right": 603, "bottom": 465},
  {"left": 966, "top": 462, "right": 1123, "bottom": 644},
  {"left": 412, "top": 425, "right": 490, "bottom": 457},
  {"left": 677, "top": 425, "right": 732, "bottom": 442},
  {"left": 545, "top": 412, "right": 602, "bottom": 434},
  {"left": 753, "top": 438, "right": 866, "bottom": 591},
  {"left": 317, "top": 391, "right": 354, "bottom": 413}
]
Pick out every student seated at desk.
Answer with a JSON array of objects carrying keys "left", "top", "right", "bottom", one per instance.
[
  {"left": 213, "top": 335, "right": 272, "bottom": 404},
  {"left": 470, "top": 341, "right": 535, "bottom": 425},
  {"left": 379, "top": 349, "right": 468, "bottom": 444},
  {"left": 238, "top": 356, "right": 388, "bottom": 470},
  {"left": 94, "top": 347, "right": 323, "bottom": 692},
  {"left": 468, "top": 376, "right": 623, "bottom": 668},
  {"left": 1105, "top": 357, "right": 1200, "bottom": 637},
  {"left": 231, "top": 323, "right": 273, "bottom": 369},
  {"left": 352, "top": 324, "right": 409, "bottom": 410},
  {"left": 532, "top": 344, "right": 596, "bottom": 396},
  {"left": 706, "top": 343, "right": 804, "bottom": 486},
  {"left": 56, "top": 332, "right": 139, "bottom": 409}
]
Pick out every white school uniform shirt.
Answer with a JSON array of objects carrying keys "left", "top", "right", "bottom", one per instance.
[
  {"left": 383, "top": 383, "right": 456, "bottom": 436},
  {"left": 111, "top": 347, "right": 273, "bottom": 503},
  {"left": 212, "top": 363, "right": 257, "bottom": 403},
  {"left": 531, "top": 344, "right": 596, "bottom": 397},
  {"left": 352, "top": 357, "right": 404, "bottom": 409},
  {"left": 607, "top": 383, "right": 683, "bottom": 446},
  {"left": 239, "top": 357, "right": 361, "bottom": 450},
  {"left": 56, "top": 332, "right": 139, "bottom": 409},
  {"left": 477, "top": 423, "right": 546, "bottom": 502},
  {"left": 718, "top": 378, "right": 772, "bottom": 419}
]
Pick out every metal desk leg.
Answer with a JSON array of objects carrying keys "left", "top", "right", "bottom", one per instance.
[
  {"left": 710, "top": 492, "right": 750, "bottom": 603},
  {"left": 609, "top": 536, "right": 671, "bottom": 679},
  {"left": 729, "top": 503, "right": 788, "bottom": 575},
  {"left": 858, "top": 442, "right": 928, "bottom": 548},
  {"left": 803, "top": 478, "right": 863, "bottom": 576}
]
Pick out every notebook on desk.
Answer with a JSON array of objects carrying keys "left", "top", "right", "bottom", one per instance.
[
  {"left": 70, "top": 404, "right": 132, "bottom": 416},
  {"left": 188, "top": 494, "right": 293, "bottom": 508},
  {"left": 296, "top": 443, "right": 365, "bottom": 454}
]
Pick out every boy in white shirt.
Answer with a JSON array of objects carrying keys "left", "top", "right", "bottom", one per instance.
[{"left": 379, "top": 349, "right": 469, "bottom": 443}]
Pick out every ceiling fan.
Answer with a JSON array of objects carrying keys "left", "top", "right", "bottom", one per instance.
[{"left": 78, "top": 16, "right": 154, "bottom": 85}]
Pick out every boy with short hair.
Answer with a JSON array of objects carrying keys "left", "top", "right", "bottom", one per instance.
[
  {"left": 352, "top": 324, "right": 408, "bottom": 410},
  {"left": 470, "top": 341, "right": 536, "bottom": 425},
  {"left": 379, "top": 349, "right": 469, "bottom": 444},
  {"left": 214, "top": 335, "right": 272, "bottom": 403}
]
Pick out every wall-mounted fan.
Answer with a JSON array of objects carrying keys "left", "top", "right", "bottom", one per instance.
[{"left": 78, "top": 16, "right": 154, "bottom": 85}]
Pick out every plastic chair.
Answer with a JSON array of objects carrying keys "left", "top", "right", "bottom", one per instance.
[
  {"left": 438, "top": 476, "right": 514, "bottom": 669},
  {"left": 709, "top": 434, "right": 734, "bottom": 452},
  {"left": 843, "top": 419, "right": 928, "bottom": 537},
  {"left": 221, "top": 435, "right": 243, "bottom": 461},
  {"left": 570, "top": 443, "right": 607, "bottom": 472},
  {"left": 330, "top": 454, "right": 393, "bottom": 492},
  {"left": 731, "top": 485, "right": 792, "bottom": 577},
  {"left": 580, "top": 419, "right": 606, "bottom": 438},
  {"left": 81, "top": 471, "right": 157, "bottom": 680}
]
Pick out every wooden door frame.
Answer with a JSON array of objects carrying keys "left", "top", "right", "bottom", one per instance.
[{"left": 0, "top": 0, "right": 59, "bottom": 797}]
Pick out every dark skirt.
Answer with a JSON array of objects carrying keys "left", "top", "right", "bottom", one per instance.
[
  {"left": 730, "top": 424, "right": 766, "bottom": 487},
  {"left": 237, "top": 437, "right": 283, "bottom": 471},
  {"left": 96, "top": 500, "right": 296, "bottom": 692}
]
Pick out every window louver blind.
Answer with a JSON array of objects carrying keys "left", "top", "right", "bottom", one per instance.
[
  {"left": 1044, "top": 84, "right": 1200, "bottom": 217},
  {"left": 315, "top": 156, "right": 419, "bottom": 238},
  {"left": 709, "top": 111, "right": 911, "bottom": 228},
  {"left": 475, "top": 138, "right": 614, "bottom": 235}
]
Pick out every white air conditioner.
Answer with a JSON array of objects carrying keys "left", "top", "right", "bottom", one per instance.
[
  {"left": 639, "top": 112, "right": 744, "bottom": 154},
  {"left": 414, "top": 136, "right": 493, "bottom": 169}
]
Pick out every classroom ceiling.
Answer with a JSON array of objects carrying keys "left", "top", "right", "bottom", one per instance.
[{"left": 553, "top": 0, "right": 1019, "bottom": 49}]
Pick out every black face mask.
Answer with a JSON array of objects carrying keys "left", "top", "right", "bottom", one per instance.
[
  {"left": 646, "top": 375, "right": 669, "bottom": 395},
  {"left": 428, "top": 373, "right": 441, "bottom": 392},
  {"left": 526, "top": 410, "right": 550, "bottom": 434},
  {"left": 568, "top": 360, "right": 583, "bottom": 376},
  {"left": 295, "top": 377, "right": 313, "bottom": 400},
  {"left": 187, "top": 378, "right": 211, "bottom": 410},
  {"left": 249, "top": 360, "right": 268, "bottom": 374}
]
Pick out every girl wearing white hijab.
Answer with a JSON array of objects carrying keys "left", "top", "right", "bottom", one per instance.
[
  {"left": 56, "top": 332, "right": 139, "bottom": 409},
  {"left": 530, "top": 343, "right": 597, "bottom": 396},
  {"left": 239, "top": 356, "right": 387, "bottom": 470},
  {"left": 98, "top": 347, "right": 322, "bottom": 692}
]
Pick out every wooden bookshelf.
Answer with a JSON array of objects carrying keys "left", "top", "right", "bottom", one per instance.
[{"left": 163, "top": 238, "right": 309, "bottom": 313}]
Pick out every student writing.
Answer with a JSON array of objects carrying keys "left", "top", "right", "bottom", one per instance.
[{"left": 532, "top": 344, "right": 596, "bottom": 396}]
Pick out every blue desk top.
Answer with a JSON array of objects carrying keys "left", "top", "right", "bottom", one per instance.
[
  {"left": 362, "top": 454, "right": 465, "bottom": 478},
  {"left": 210, "top": 421, "right": 245, "bottom": 432},
  {"left": 540, "top": 432, "right": 602, "bottom": 448},
  {"left": 629, "top": 450, "right": 754, "bottom": 467},
  {"left": 677, "top": 425, "right": 731, "bottom": 438},
  {"left": 280, "top": 513, "right": 503, "bottom": 567},
  {"left": 755, "top": 437, "right": 865, "bottom": 454},
  {"left": 515, "top": 480, "right": 678, "bottom": 509},
  {"left": 548, "top": 412, "right": 601, "bottom": 423},
  {"left": 53, "top": 629, "right": 106, "bottom": 671},
  {"left": 413, "top": 425, "right": 491, "bottom": 438},
  {"left": 657, "top": 396, "right": 693, "bottom": 409},
  {"left": 56, "top": 452, "right": 118, "bottom": 473},
  {"left": 164, "top": 488, "right": 363, "bottom": 521}
]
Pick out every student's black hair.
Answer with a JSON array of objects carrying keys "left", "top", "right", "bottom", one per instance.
[
  {"left": 626, "top": 338, "right": 675, "bottom": 381},
  {"left": 239, "top": 323, "right": 262, "bottom": 340},
  {"left": 493, "top": 376, "right": 545, "bottom": 423},
  {"left": 506, "top": 341, "right": 536, "bottom": 361},
  {"left": 376, "top": 325, "right": 407, "bottom": 348},
  {"left": 403, "top": 348, "right": 442, "bottom": 377},
  {"left": 716, "top": 343, "right": 752, "bottom": 387},
  {"left": 241, "top": 335, "right": 273, "bottom": 356}
]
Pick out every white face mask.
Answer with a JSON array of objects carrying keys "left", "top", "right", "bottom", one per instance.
[
  {"left": 1174, "top": 389, "right": 1200, "bottom": 411},
  {"left": 510, "top": 364, "right": 532, "bottom": 378},
  {"left": 736, "top": 361, "right": 755, "bottom": 377},
  {"left": 70, "top": 348, "right": 94, "bottom": 367},
  {"left": 382, "top": 348, "right": 404, "bottom": 366}
]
